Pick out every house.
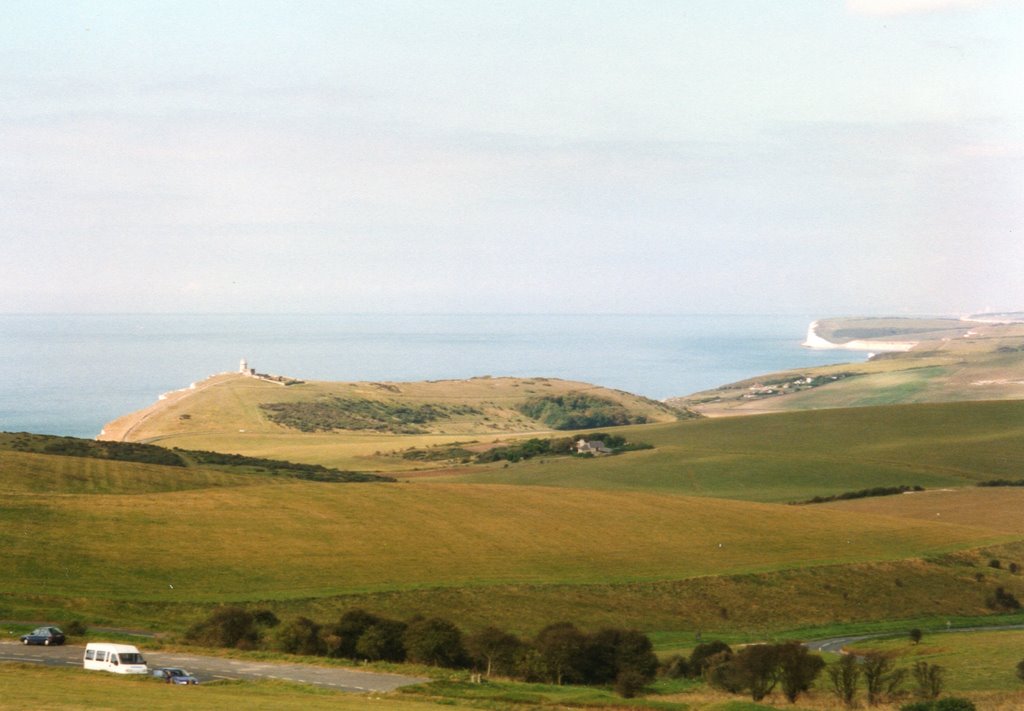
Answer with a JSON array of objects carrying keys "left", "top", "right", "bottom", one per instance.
[{"left": 576, "top": 439, "right": 612, "bottom": 455}]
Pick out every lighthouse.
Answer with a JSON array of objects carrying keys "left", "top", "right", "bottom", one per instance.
[{"left": 239, "top": 358, "right": 251, "bottom": 375}]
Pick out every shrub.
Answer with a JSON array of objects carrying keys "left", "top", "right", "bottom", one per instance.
[
  {"left": 912, "top": 661, "right": 944, "bottom": 700},
  {"left": 909, "top": 628, "right": 923, "bottom": 644},
  {"left": 63, "top": 620, "right": 87, "bottom": 637},
  {"left": 986, "top": 586, "right": 1021, "bottom": 611},
  {"left": 355, "top": 620, "right": 407, "bottom": 662},
  {"left": 403, "top": 617, "right": 467, "bottom": 668},
  {"left": 614, "top": 669, "right": 648, "bottom": 698},
  {"left": 185, "top": 606, "right": 260, "bottom": 648},
  {"left": 534, "top": 622, "right": 588, "bottom": 685},
  {"left": 689, "top": 640, "right": 732, "bottom": 677},
  {"left": 325, "top": 609, "right": 381, "bottom": 659},
  {"left": 828, "top": 655, "right": 860, "bottom": 707},
  {"left": 660, "top": 654, "right": 691, "bottom": 679},
  {"left": 775, "top": 642, "right": 825, "bottom": 703},
  {"left": 466, "top": 627, "right": 523, "bottom": 677},
  {"left": 274, "top": 616, "right": 325, "bottom": 656},
  {"left": 1016, "top": 657, "right": 1024, "bottom": 682}
]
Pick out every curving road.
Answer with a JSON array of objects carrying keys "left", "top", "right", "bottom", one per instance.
[
  {"left": 805, "top": 623, "right": 1024, "bottom": 654},
  {"left": 0, "top": 641, "right": 427, "bottom": 693}
]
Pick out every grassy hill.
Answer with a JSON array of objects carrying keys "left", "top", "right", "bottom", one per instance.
[
  {"left": 671, "top": 319, "right": 1024, "bottom": 416},
  {"left": 98, "top": 374, "right": 681, "bottom": 470},
  {"left": 4, "top": 401, "right": 1024, "bottom": 640},
  {"left": 432, "top": 400, "right": 1024, "bottom": 502}
]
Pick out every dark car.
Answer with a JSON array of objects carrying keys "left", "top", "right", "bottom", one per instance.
[
  {"left": 20, "top": 626, "right": 66, "bottom": 646},
  {"left": 152, "top": 667, "right": 200, "bottom": 685}
]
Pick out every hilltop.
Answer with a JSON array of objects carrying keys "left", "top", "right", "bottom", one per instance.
[
  {"left": 99, "top": 372, "right": 683, "bottom": 470},
  {"left": 670, "top": 316, "right": 1024, "bottom": 416}
]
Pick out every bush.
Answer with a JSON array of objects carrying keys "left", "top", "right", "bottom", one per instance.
[
  {"left": 185, "top": 606, "right": 260, "bottom": 648},
  {"left": 689, "top": 640, "right": 732, "bottom": 677},
  {"left": 355, "top": 620, "right": 407, "bottom": 662},
  {"left": 614, "top": 669, "right": 648, "bottom": 698},
  {"left": 403, "top": 617, "right": 467, "bottom": 668},
  {"left": 466, "top": 627, "right": 523, "bottom": 677},
  {"left": 660, "top": 654, "right": 691, "bottom": 679},
  {"left": 986, "top": 586, "right": 1021, "bottom": 611},
  {"left": 63, "top": 620, "right": 87, "bottom": 637},
  {"left": 1016, "top": 658, "right": 1024, "bottom": 682},
  {"left": 325, "top": 609, "right": 381, "bottom": 659},
  {"left": 274, "top": 616, "right": 325, "bottom": 656}
]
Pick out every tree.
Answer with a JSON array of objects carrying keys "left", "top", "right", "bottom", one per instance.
[
  {"left": 862, "top": 651, "right": 905, "bottom": 706},
  {"left": 828, "top": 655, "right": 861, "bottom": 708},
  {"left": 775, "top": 642, "right": 825, "bottom": 703},
  {"left": 325, "top": 609, "right": 381, "bottom": 659},
  {"left": 403, "top": 617, "right": 467, "bottom": 668},
  {"left": 689, "top": 640, "right": 732, "bottom": 678},
  {"left": 355, "top": 620, "right": 407, "bottom": 662},
  {"left": 534, "top": 622, "right": 587, "bottom": 685},
  {"left": 730, "top": 644, "right": 781, "bottom": 701},
  {"left": 1017, "top": 657, "right": 1024, "bottom": 682},
  {"left": 912, "top": 661, "right": 944, "bottom": 700},
  {"left": 274, "top": 616, "right": 324, "bottom": 656},
  {"left": 909, "top": 628, "right": 923, "bottom": 645},
  {"left": 581, "top": 628, "right": 658, "bottom": 694},
  {"left": 185, "top": 606, "right": 259, "bottom": 649},
  {"left": 466, "top": 627, "right": 523, "bottom": 677}
]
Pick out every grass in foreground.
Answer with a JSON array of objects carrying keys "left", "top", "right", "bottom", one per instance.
[{"left": 0, "top": 664, "right": 421, "bottom": 711}]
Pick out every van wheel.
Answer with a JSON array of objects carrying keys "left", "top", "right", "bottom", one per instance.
[
  {"left": 44, "top": 639, "right": 50, "bottom": 646},
  {"left": 22, "top": 639, "right": 28, "bottom": 645}
]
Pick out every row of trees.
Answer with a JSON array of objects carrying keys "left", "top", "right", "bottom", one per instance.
[
  {"left": 662, "top": 639, "right": 968, "bottom": 707},
  {"left": 185, "top": 607, "right": 658, "bottom": 697}
]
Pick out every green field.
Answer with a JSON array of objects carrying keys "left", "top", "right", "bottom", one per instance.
[
  {"left": 434, "top": 400, "right": 1024, "bottom": 501},
  {"left": 846, "top": 629, "right": 1024, "bottom": 692},
  {"left": 4, "top": 400, "right": 1024, "bottom": 638},
  {"left": 4, "top": 392, "right": 1024, "bottom": 706}
]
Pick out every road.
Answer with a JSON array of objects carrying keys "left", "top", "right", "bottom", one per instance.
[
  {"left": 805, "top": 623, "right": 1024, "bottom": 654},
  {"left": 0, "top": 641, "right": 428, "bottom": 693}
]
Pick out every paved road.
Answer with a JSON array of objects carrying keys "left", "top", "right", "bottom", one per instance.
[
  {"left": 805, "top": 623, "right": 1024, "bottom": 654},
  {"left": 0, "top": 641, "right": 427, "bottom": 693}
]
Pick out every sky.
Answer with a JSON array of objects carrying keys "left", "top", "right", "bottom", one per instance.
[{"left": 2, "top": 0, "right": 1022, "bottom": 315}]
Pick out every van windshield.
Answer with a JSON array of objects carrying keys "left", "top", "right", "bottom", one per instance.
[{"left": 118, "top": 653, "right": 145, "bottom": 664}]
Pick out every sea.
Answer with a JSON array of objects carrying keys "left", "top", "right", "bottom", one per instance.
[{"left": 0, "top": 313, "right": 862, "bottom": 439}]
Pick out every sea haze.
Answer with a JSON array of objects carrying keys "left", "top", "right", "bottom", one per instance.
[{"left": 0, "top": 314, "right": 860, "bottom": 438}]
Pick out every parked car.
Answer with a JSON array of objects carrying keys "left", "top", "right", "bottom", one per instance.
[
  {"left": 152, "top": 667, "right": 200, "bottom": 685},
  {"left": 20, "top": 627, "right": 66, "bottom": 646}
]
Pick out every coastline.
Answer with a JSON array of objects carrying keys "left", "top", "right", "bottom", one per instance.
[{"left": 801, "top": 320, "right": 916, "bottom": 353}]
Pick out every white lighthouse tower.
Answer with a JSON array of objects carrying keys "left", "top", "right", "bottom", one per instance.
[{"left": 239, "top": 358, "right": 250, "bottom": 375}]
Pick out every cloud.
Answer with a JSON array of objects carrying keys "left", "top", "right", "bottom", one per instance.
[{"left": 846, "top": 0, "right": 998, "bottom": 15}]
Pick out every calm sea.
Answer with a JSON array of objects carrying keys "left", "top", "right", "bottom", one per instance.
[{"left": 0, "top": 314, "right": 860, "bottom": 438}]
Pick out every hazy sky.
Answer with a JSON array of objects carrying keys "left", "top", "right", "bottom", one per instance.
[{"left": 2, "top": 0, "right": 1022, "bottom": 315}]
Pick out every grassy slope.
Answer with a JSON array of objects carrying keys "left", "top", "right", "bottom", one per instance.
[
  {"left": 846, "top": 629, "right": 1024, "bottom": 692},
  {"left": 0, "top": 665, "right": 427, "bottom": 711},
  {"left": 436, "top": 400, "right": 1024, "bottom": 502},
  {"left": 671, "top": 321, "right": 1024, "bottom": 416},
  {"left": 99, "top": 374, "right": 677, "bottom": 470},
  {"left": 6, "top": 479, "right": 1006, "bottom": 602}
]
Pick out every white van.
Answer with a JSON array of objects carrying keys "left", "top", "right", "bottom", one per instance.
[{"left": 83, "top": 643, "right": 149, "bottom": 674}]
